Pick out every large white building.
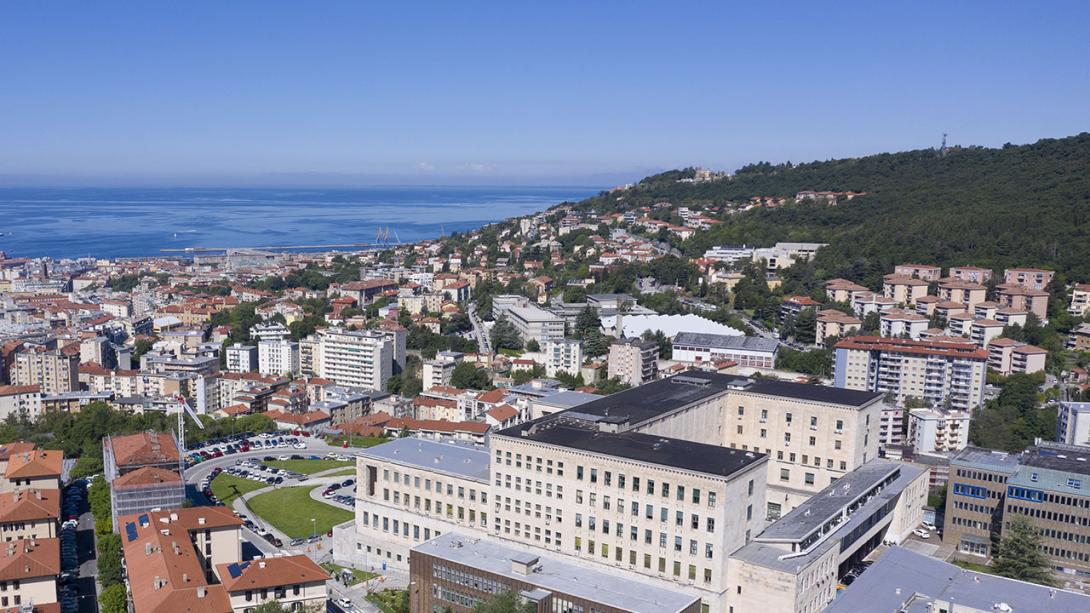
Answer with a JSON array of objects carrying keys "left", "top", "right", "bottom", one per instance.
[
  {"left": 422, "top": 351, "right": 462, "bottom": 390},
  {"left": 224, "top": 344, "right": 257, "bottom": 373},
  {"left": 671, "top": 332, "right": 778, "bottom": 369},
  {"left": 257, "top": 339, "right": 298, "bottom": 377},
  {"left": 727, "top": 461, "right": 928, "bottom": 613},
  {"left": 309, "top": 328, "right": 393, "bottom": 391},
  {"left": 833, "top": 336, "right": 988, "bottom": 410},
  {"left": 506, "top": 305, "right": 566, "bottom": 345},
  {"left": 607, "top": 337, "right": 659, "bottom": 386},
  {"left": 0, "top": 385, "right": 42, "bottom": 421}
]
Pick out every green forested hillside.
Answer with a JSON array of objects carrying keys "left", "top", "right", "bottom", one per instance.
[{"left": 577, "top": 134, "right": 1090, "bottom": 288}]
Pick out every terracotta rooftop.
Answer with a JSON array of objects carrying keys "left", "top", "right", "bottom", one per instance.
[
  {"left": 0, "top": 538, "right": 59, "bottom": 581},
  {"left": 112, "top": 467, "right": 183, "bottom": 490},
  {"left": 0, "top": 488, "right": 59, "bottom": 524},
  {"left": 216, "top": 555, "right": 329, "bottom": 592},
  {"left": 4, "top": 449, "right": 63, "bottom": 480},
  {"left": 107, "top": 431, "right": 180, "bottom": 467}
]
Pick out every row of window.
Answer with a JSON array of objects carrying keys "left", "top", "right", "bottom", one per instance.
[
  {"left": 736, "top": 407, "right": 845, "bottom": 433},
  {"left": 573, "top": 505, "right": 725, "bottom": 534},
  {"left": 1007, "top": 504, "right": 1090, "bottom": 528},
  {"left": 380, "top": 468, "right": 487, "bottom": 503},
  {"left": 571, "top": 466, "right": 719, "bottom": 508},
  {"left": 954, "top": 467, "right": 1009, "bottom": 483},
  {"left": 381, "top": 488, "right": 487, "bottom": 526},
  {"left": 495, "top": 450, "right": 565, "bottom": 477},
  {"left": 571, "top": 538, "right": 716, "bottom": 583}
]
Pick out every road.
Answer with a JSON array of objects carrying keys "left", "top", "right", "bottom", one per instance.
[
  {"left": 76, "top": 506, "right": 99, "bottom": 613},
  {"left": 467, "top": 301, "right": 492, "bottom": 353}
]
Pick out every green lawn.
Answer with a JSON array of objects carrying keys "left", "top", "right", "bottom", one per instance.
[
  {"left": 367, "top": 589, "right": 408, "bottom": 613},
  {"left": 321, "top": 562, "right": 378, "bottom": 586},
  {"left": 246, "top": 487, "right": 354, "bottom": 538},
  {"left": 953, "top": 560, "right": 994, "bottom": 574},
  {"left": 210, "top": 473, "right": 267, "bottom": 505},
  {"left": 325, "top": 435, "right": 389, "bottom": 448},
  {"left": 263, "top": 459, "right": 353, "bottom": 474},
  {"left": 324, "top": 467, "right": 357, "bottom": 477}
]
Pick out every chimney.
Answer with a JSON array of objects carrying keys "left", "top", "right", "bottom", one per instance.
[
  {"left": 258, "top": 561, "right": 266, "bottom": 568},
  {"left": 197, "top": 586, "right": 207, "bottom": 598},
  {"left": 182, "top": 573, "right": 189, "bottom": 583}
]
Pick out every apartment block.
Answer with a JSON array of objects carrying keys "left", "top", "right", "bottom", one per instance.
[
  {"left": 908, "top": 408, "right": 970, "bottom": 453},
  {"left": 543, "top": 339, "right": 583, "bottom": 378},
  {"left": 607, "top": 337, "right": 659, "bottom": 386},
  {"left": 879, "top": 308, "right": 928, "bottom": 339},
  {"left": 996, "top": 285, "right": 1049, "bottom": 320},
  {"left": 833, "top": 336, "right": 988, "bottom": 410},
  {"left": 893, "top": 264, "right": 942, "bottom": 282},
  {"left": 1003, "top": 267, "right": 1054, "bottom": 290},
  {"left": 410, "top": 533, "right": 701, "bottom": 613},
  {"left": 825, "top": 279, "right": 870, "bottom": 304},
  {"left": 987, "top": 338, "right": 1047, "bottom": 376},
  {"left": 223, "top": 344, "right": 256, "bottom": 373},
  {"left": 0, "top": 537, "right": 60, "bottom": 610},
  {"left": 814, "top": 310, "right": 862, "bottom": 349},
  {"left": 937, "top": 279, "right": 987, "bottom": 308},
  {"left": 309, "top": 328, "right": 392, "bottom": 391},
  {"left": 257, "top": 339, "right": 298, "bottom": 377},
  {"left": 1057, "top": 402, "right": 1090, "bottom": 447},
  {"left": 11, "top": 350, "right": 78, "bottom": 395},
  {"left": 948, "top": 266, "right": 993, "bottom": 284},
  {"left": 878, "top": 404, "right": 904, "bottom": 447},
  {"left": 216, "top": 556, "right": 329, "bottom": 612},
  {"left": 423, "top": 351, "right": 462, "bottom": 390},
  {"left": 727, "top": 461, "right": 927, "bottom": 613},
  {"left": 0, "top": 385, "right": 42, "bottom": 421},
  {"left": 1069, "top": 284, "right": 1090, "bottom": 317},
  {"left": 0, "top": 488, "right": 59, "bottom": 540},
  {"left": 882, "top": 275, "right": 929, "bottom": 305}
]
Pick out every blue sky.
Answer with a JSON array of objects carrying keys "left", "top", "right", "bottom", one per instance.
[{"left": 1, "top": 1, "right": 1087, "bottom": 186}]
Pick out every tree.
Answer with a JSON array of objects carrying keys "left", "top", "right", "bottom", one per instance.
[
  {"left": 70, "top": 455, "right": 103, "bottom": 479},
  {"left": 594, "top": 377, "right": 631, "bottom": 395},
  {"left": 573, "top": 307, "right": 602, "bottom": 340},
  {"left": 490, "top": 316, "right": 523, "bottom": 351},
  {"left": 451, "top": 361, "right": 491, "bottom": 390},
  {"left": 993, "top": 517, "right": 1054, "bottom": 586},
  {"left": 472, "top": 591, "right": 538, "bottom": 613},
  {"left": 793, "top": 308, "right": 817, "bottom": 344},
  {"left": 99, "top": 583, "right": 128, "bottom": 613},
  {"left": 97, "top": 532, "right": 123, "bottom": 587},
  {"left": 525, "top": 338, "right": 541, "bottom": 352}
]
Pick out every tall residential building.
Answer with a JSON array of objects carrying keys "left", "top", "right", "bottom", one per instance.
[
  {"left": 0, "top": 384, "right": 42, "bottom": 421},
  {"left": 11, "top": 350, "right": 79, "bottom": 395},
  {"left": 833, "top": 336, "right": 988, "bottom": 410},
  {"left": 422, "top": 351, "right": 462, "bottom": 390},
  {"left": 1003, "top": 267, "right": 1054, "bottom": 290},
  {"left": 311, "top": 328, "right": 392, "bottom": 391},
  {"left": 224, "top": 344, "right": 257, "bottom": 373},
  {"left": 1069, "top": 283, "right": 1090, "bottom": 317},
  {"left": 257, "top": 339, "right": 298, "bottom": 377},
  {"left": 543, "top": 339, "right": 583, "bottom": 378},
  {"left": 1057, "top": 401, "right": 1090, "bottom": 447},
  {"left": 607, "top": 337, "right": 659, "bottom": 386}
]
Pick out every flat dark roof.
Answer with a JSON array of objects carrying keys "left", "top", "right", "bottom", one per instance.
[
  {"left": 514, "top": 371, "right": 880, "bottom": 428},
  {"left": 498, "top": 416, "right": 765, "bottom": 478}
]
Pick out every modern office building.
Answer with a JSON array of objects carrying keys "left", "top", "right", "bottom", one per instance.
[
  {"left": 727, "top": 461, "right": 928, "bottom": 613},
  {"left": 410, "top": 532, "right": 701, "bottom": 613},
  {"left": 944, "top": 446, "right": 1021, "bottom": 561},
  {"left": 833, "top": 336, "right": 988, "bottom": 410},
  {"left": 505, "top": 305, "right": 566, "bottom": 345}
]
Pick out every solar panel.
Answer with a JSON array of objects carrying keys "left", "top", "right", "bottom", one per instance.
[
  {"left": 124, "top": 522, "right": 138, "bottom": 542},
  {"left": 226, "top": 563, "right": 241, "bottom": 578},
  {"left": 138, "top": 513, "right": 149, "bottom": 525}
]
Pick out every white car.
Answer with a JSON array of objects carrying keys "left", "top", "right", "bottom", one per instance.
[
  {"left": 912, "top": 528, "right": 930, "bottom": 539},
  {"left": 922, "top": 522, "right": 937, "bottom": 531},
  {"left": 293, "top": 442, "right": 307, "bottom": 449},
  {"left": 334, "top": 598, "right": 355, "bottom": 612}
]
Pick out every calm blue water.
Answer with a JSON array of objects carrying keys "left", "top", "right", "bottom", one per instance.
[{"left": 0, "top": 186, "right": 599, "bottom": 259}]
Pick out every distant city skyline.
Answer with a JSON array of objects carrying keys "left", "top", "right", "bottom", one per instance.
[{"left": 1, "top": 1, "right": 1087, "bottom": 186}]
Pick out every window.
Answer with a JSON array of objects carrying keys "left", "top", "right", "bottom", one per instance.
[
  {"left": 747, "top": 480, "right": 754, "bottom": 496},
  {"left": 577, "top": 466, "right": 584, "bottom": 480},
  {"left": 780, "top": 469, "right": 790, "bottom": 481},
  {"left": 737, "top": 406, "right": 744, "bottom": 416},
  {"left": 835, "top": 419, "right": 844, "bottom": 431},
  {"left": 737, "top": 425, "right": 744, "bottom": 435},
  {"left": 1067, "top": 478, "right": 1082, "bottom": 490},
  {"left": 590, "top": 468, "right": 598, "bottom": 483},
  {"left": 706, "top": 518, "right": 715, "bottom": 533},
  {"left": 810, "top": 416, "right": 818, "bottom": 428},
  {"left": 785, "top": 412, "right": 792, "bottom": 424},
  {"left": 760, "top": 409, "right": 768, "bottom": 421},
  {"left": 708, "top": 491, "right": 717, "bottom": 507},
  {"left": 705, "top": 543, "right": 713, "bottom": 558},
  {"left": 692, "top": 488, "right": 700, "bottom": 504},
  {"left": 805, "top": 472, "right": 815, "bottom": 486}
]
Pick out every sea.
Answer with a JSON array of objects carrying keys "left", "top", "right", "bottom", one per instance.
[{"left": 0, "top": 186, "right": 601, "bottom": 260}]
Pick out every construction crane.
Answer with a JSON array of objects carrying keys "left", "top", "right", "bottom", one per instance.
[{"left": 175, "top": 395, "right": 205, "bottom": 475}]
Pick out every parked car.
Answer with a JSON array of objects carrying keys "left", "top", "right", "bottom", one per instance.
[{"left": 912, "top": 528, "right": 930, "bottom": 539}]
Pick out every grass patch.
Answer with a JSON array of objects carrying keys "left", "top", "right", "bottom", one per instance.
[
  {"left": 324, "top": 467, "right": 357, "bottom": 477},
  {"left": 497, "top": 348, "right": 523, "bottom": 357},
  {"left": 210, "top": 473, "right": 267, "bottom": 505},
  {"left": 326, "top": 435, "right": 389, "bottom": 448},
  {"left": 321, "top": 562, "right": 378, "bottom": 586},
  {"left": 366, "top": 589, "right": 408, "bottom": 613},
  {"left": 953, "top": 560, "right": 994, "bottom": 574},
  {"left": 263, "top": 459, "right": 353, "bottom": 474},
  {"left": 247, "top": 486, "right": 354, "bottom": 538}
]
